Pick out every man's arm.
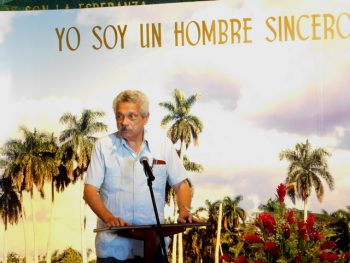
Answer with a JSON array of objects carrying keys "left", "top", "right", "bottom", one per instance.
[
  {"left": 84, "top": 184, "right": 129, "bottom": 227},
  {"left": 173, "top": 180, "right": 200, "bottom": 223}
]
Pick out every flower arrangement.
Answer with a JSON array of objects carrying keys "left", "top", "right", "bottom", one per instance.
[{"left": 234, "top": 183, "right": 350, "bottom": 263}]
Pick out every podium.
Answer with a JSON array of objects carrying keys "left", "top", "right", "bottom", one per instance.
[{"left": 94, "top": 222, "right": 210, "bottom": 263}]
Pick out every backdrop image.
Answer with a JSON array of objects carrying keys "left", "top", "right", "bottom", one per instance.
[{"left": 1, "top": 0, "right": 350, "bottom": 262}]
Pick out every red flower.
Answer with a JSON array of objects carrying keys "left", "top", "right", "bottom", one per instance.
[
  {"left": 320, "top": 252, "right": 328, "bottom": 261},
  {"left": 306, "top": 214, "right": 315, "bottom": 232},
  {"left": 282, "top": 223, "right": 291, "bottom": 238},
  {"left": 255, "top": 260, "right": 265, "bottom": 263},
  {"left": 327, "top": 253, "right": 340, "bottom": 262},
  {"left": 298, "top": 220, "right": 307, "bottom": 239},
  {"left": 235, "top": 255, "right": 248, "bottom": 263},
  {"left": 220, "top": 254, "right": 234, "bottom": 262},
  {"left": 344, "top": 250, "right": 350, "bottom": 260},
  {"left": 263, "top": 241, "right": 280, "bottom": 257},
  {"left": 320, "top": 241, "right": 337, "bottom": 250},
  {"left": 320, "top": 252, "right": 340, "bottom": 262},
  {"left": 309, "top": 231, "right": 323, "bottom": 241},
  {"left": 258, "top": 212, "right": 276, "bottom": 235},
  {"left": 243, "top": 234, "right": 264, "bottom": 244},
  {"left": 276, "top": 183, "right": 287, "bottom": 204},
  {"left": 294, "top": 253, "right": 303, "bottom": 263},
  {"left": 284, "top": 209, "right": 295, "bottom": 224}
]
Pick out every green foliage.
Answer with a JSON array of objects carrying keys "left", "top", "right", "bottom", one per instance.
[
  {"left": 181, "top": 196, "right": 247, "bottom": 262},
  {"left": 317, "top": 207, "right": 350, "bottom": 252},
  {"left": 0, "top": 127, "right": 59, "bottom": 197},
  {"left": 6, "top": 252, "right": 23, "bottom": 263},
  {"left": 222, "top": 195, "right": 246, "bottom": 232},
  {"left": 51, "top": 247, "right": 83, "bottom": 263},
  {"left": 182, "top": 154, "right": 203, "bottom": 173},
  {"left": 0, "top": 176, "right": 21, "bottom": 230}
]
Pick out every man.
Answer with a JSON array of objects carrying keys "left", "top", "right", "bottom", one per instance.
[{"left": 84, "top": 90, "right": 199, "bottom": 263}]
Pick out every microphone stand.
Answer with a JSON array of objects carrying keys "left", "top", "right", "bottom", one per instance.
[{"left": 142, "top": 162, "right": 169, "bottom": 263}]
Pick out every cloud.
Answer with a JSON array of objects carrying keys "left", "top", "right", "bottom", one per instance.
[
  {"left": 165, "top": 68, "right": 241, "bottom": 111},
  {"left": 302, "top": 182, "right": 350, "bottom": 215},
  {"left": 0, "top": 71, "right": 18, "bottom": 145},
  {"left": 249, "top": 71, "right": 350, "bottom": 136},
  {"left": 0, "top": 12, "right": 15, "bottom": 44},
  {"left": 191, "top": 168, "right": 282, "bottom": 213},
  {"left": 337, "top": 128, "right": 350, "bottom": 149}
]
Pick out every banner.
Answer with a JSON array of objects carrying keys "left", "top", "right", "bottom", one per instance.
[
  {"left": 1, "top": 0, "right": 350, "bottom": 261},
  {"left": 0, "top": 0, "right": 209, "bottom": 11}
]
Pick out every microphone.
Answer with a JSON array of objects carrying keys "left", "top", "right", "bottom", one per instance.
[{"left": 140, "top": 156, "right": 154, "bottom": 181}]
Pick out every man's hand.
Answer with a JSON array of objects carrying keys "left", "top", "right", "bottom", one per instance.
[
  {"left": 177, "top": 207, "right": 201, "bottom": 224},
  {"left": 84, "top": 184, "right": 130, "bottom": 227},
  {"left": 104, "top": 215, "right": 130, "bottom": 227},
  {"left": 173, "top": 180, "right": 201, "bottom": 223}
]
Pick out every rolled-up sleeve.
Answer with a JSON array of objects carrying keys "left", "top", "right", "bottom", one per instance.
[
  {"left": 166, "top": 140, "right": 189, "bottom": 186},
  {"left": 85, "top": 140, "right": 105, "bottom": 189}
]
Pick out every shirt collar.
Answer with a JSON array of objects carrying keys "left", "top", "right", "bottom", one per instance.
[
  {"left": 115, "top": 129, "right": 151, "bottom": 152},
  {"left": 143, "top": 129, "right": 151, "bottom": 152}
]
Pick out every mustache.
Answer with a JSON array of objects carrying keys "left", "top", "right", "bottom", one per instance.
[{"left": 120, "top": 126, "right": 130, "bottom": 131}]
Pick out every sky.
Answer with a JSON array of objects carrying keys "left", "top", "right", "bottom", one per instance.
[{"left": 1, "top": 0, "right": 350, "bottom": 260}]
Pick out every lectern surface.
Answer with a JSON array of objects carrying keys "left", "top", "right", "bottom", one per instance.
[{"left": 94, "top": 222, "right": 210, "bottom": 232}]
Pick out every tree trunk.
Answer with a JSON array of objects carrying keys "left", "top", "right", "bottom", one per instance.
[
  {"left": 3, "top": 224, "right": 7, "bottom": 263},
  {"left": 20, "top": 194, "right": 31, "bottom": 263},
  {"left": 172, "top": 196, "right": 177, "bottom": 263},
  {"left": 46, "top": 208, "right": 53, "bottom": 263},
  {"left": 215, "top": 202, "right": 223, "bottom": 263},
  {"left": 178, "top": 233, "right": 183, "bottom": 263},
  {"left": 303, "top": 198, "right": 308, "bottom": 221},
  {"left": 172, "top": 234, "right": 177, "bottom": 263},
  {"left": 46, "top": 183, "right": 54, "bottom": 263},
  {"left": 80, "top": 176, "right": 88, "bottom": 263},
  {"left": 31, "top": 193, "right": 38, "bottom": 263},
  {"left": 219, "top": 244, "right": 224, "bottom": 263},
  {"left": 177, "top": 140, "right": 186, "bottom": 263}
]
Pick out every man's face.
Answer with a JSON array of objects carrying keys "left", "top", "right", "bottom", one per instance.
[{"left": 116, "top": 102, "right": 149, "bottom": 142}]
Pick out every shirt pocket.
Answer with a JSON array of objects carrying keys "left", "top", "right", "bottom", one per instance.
[
  {"left": 103, "top": 157, "right": 123, "bottom": 191},
  {"left": 152, "top": 165, "right": 167, "bottom": 191}
]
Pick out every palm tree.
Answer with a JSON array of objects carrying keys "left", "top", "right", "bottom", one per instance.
[
  {"left": 329, "top": 207, "right": 350, "bottom": 251},
  {"left": 258, "top": 198, "right": 281, "bottom": 213},
  {"left": 279, "top": 139, "right": 335, "bottom": 221},
  {"left": 159, "top": 89, "right": 203, "bottom": 160},
  {"left": 319, "top": 207, "right": 350, "bottom": 251},
  {"left": 0, "top": 175, "right": 22, "bottom": 263},
  {"left": 159, "top": 89, "right": 203, "bottom": 263},
  {"left": 44, "top": 147, "right": 81, "bottom": 263},
  {"left": 0, "top": 127, "right": 59, "bottom": 263},
  {"left": 0, "top": 138, "right": 30, "bottom": 262},
  {"left": 59, "top": 109, "right": 107, "bottom": 263},
  {"left": 195, "top": 200, "right": 221, "bottom": 262},
  {"left": 183, "top": 226, "right": 208, "bottom": 262},
  {"left": 222, "top": 195, "right": 246, "bottom": 232},
  {"left": 330, "top": 206, "right": 350, "bottom": 222},
  {"left": 215, "top": 201, "right": 223, "bottom": 263}
]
